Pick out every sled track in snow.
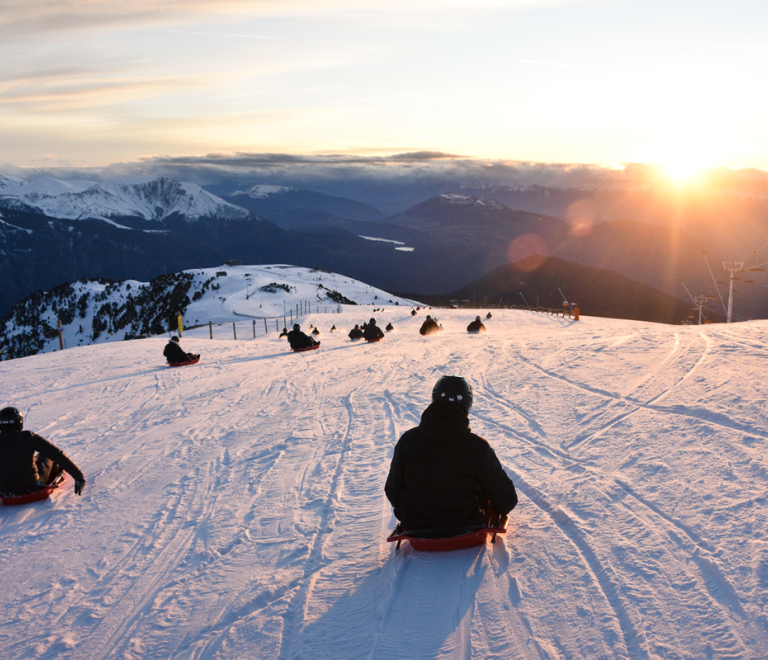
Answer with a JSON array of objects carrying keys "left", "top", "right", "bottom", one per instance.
[
  {"left": 74, "top": 471, "right": 208, "bottom": 659},
  {"left": 505, "top": 331, "right": 767, "bottom": 447},
  {"left": 479, "top": 378, "right": 754, "bottom": 660},
  {"left": 275, "top": 387, "right": 362, "bottom": 659},
  {"left": 481, "top": 416, "right": 754, "bottom": 660},
  {"left": 705, "top": 329, "right": 768, "bottom": 357},
  {"left": 502, "top": 464, "right": 649, "bottom": 660}
]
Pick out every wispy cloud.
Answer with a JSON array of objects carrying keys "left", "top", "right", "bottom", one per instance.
[
  {"left": 0, "top": 0, "right": 576, "bottom": 38},
  {"left": 0, "top": 71, "right": 227, "bottom": 113}
]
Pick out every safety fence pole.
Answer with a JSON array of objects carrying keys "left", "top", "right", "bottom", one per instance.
[
  {"left": 209, "top": 321, "right": 213, "bottom": 339},
  {"left": 233, "top": 322, "right": 237, "bottom": 340}
]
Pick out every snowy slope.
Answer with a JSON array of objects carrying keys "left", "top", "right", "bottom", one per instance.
[
  {"left": 0, "top": 265, "right": 419, "bottom": 358},
  {"left": 0, "top": 175, "right": 250, "bottom": 223},
  {"left": 1, "top": 311, "right": 767, "bottom": 659}
]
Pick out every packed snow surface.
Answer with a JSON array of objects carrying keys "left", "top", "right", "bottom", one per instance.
[{"left": 1, "top": 310, "right": 767, "bottom": 659}]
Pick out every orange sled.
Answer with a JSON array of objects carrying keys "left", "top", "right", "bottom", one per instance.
[
  {"left": 293, "top": 343, "right": 320, "bottom": 353},
  {"left": 1, "top": 473, "right": 67, "bottom": 506},
  {"left": 387, "top": 511, "right": 508, "bottom": 552},
  {"left": 167, "top": 357, "right": 200, "bottom": 367}
]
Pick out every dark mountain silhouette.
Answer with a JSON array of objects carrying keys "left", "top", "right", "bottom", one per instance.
[
  {"left": 222, "top": 186, "right": 385, "bottom": 230},
  {"left": 410, "top": 256, "right": 726, "bottom": 325}
]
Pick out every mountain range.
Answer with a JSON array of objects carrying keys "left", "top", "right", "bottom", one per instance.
[{"left": 1, "top": 172, "right": 764, "bottom": 330}]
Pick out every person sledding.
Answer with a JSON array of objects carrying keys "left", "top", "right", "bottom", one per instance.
[
  {"left": 467, "top": 316, "right": 487, "bottom": 334},
  {"left": 385, "top": 376, "right": 517, "bottom": 540},
  {"left": 0, "top": 407, "right": 86, "bottom": 498},
  {"left": 164, "top": 336, "right": 199, "bottom": 365},
  {"left": 419, "top": 315, "right": 440, "bottom": 336},
  {"left": 363, "top": 318, "right": 385, "bottom": 342},
  {"left": 287, "top": 324, "right": 319, "bottom": 350},
  {"left": 348, "top": 324, "right": 364, "bottom": 340}
]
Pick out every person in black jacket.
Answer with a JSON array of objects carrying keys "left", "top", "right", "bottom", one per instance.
[
  {"left": 287, "top": 324, "right": 318, "bottom": 350},
  {"left": 0, "top": 407, "right": 86, "bottom": 496},
  {"left": 419, "top": 315, "right": 440, "bottom": 336},
  {"left": 363, "top": 318, "right": 385, "bottom": 342},
  {"left": 467, "top": 316, "right": 487, "bottom": 334},
  {"left": 164, "top": 336, "right": 199, "bottom": 364},
  {"left": 348, "top": 324, "right": 364, "bottom": 340},
  {"left": 385, "top": 376, "right": 517, "bottom": 533}
]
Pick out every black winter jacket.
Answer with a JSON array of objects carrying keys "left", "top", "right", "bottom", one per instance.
[
  {"left": 467, "top": 319, "right": 486, "bottom": 334},
  {"left": 164, "top": 341, "right": 193, "bottom": 364},
  {"left": 385, "top": 402, "right": 517, "bottom": 532},
  {"left": 419, "top": 319, "right": 439, "bottom": 336},
  {"left": 287, "top": 329, "right": 316, "bottom": 349},
  {"left": 363, "top": 324, "right": 384, "bottom": 341},
  {"left": 0, "top": 430, "right": 84, "bottom": 494}
]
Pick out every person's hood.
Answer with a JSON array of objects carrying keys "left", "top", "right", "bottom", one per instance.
[{"left": 418, "top": 402, "right": 471, "bottom": 443}]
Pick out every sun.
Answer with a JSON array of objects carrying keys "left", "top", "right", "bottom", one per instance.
[
  {"left": 657, "top": 155, "right": 705, "bottom": 185},
  {"left": 630, "top": 136, "right": 713, "bottom": 186}
]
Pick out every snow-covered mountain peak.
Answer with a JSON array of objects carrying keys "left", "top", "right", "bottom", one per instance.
[
  {"left": 231, "top": 184, "right": 295, "bottom": 199},
  {"left": 0, "top": 174, "right": 252, "bottom": 223},
  {"left": 0, "top": 173, "right": 28, "bottom": 192},
  {"left": 438, "top": 193, "right": 505, "bottom": 210}
]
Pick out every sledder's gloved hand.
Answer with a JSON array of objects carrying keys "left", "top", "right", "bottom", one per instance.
[{"left": 74, "top": 479, "right": 86, "bottom": 496}]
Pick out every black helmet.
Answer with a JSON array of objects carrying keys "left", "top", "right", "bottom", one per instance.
[
  {"left": 432, "top": 376, "right": 473, "bottom": 413},
  {"left": 369, "top": 318, "right": 376, "bottom": 325},
  {"left": 475, "top": 316, "right": 481, "bottom": 321},
  {"left": 293, "top": 324, "right": 300, "bottom": 331},
  {"left": 171, "top": 336, "right": 179, "bottom": 343},
  {"left": 0, "top": 407, "right": 23, "bottom": 432}
]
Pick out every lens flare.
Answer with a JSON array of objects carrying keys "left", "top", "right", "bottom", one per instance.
[
  {"left": 507, "top": 234, "right": 547, "bottom": 271},
  {"left": 567, "top": 200, "right": 596, "bottom": 237}
]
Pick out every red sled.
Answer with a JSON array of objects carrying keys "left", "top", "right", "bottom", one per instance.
[
  {"left": 293, "top": 343, "right": 320, "bottom": 353},
  {"left": 366, "top": 338, "right": 383, "bottom": 343},
  {"left": 167, "top": 357, "right": 200, "bottom": 367},
  {"left": 387, "top": 511, "right": 508, "bottom": 552},
  {"left": 1, "top": 473, "right": 67, "bottom": 506}
]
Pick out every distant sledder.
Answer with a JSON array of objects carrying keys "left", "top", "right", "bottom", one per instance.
[
  {"left": 164, "top": 336, "right": 200, "bottom": 366},
  {"left": 0, "top": 407, "right": 86, "bottom": 505},
  {"left": 385, "top": 377, "right": 517, "bottom": 551},
  {"left": 467, "top": 316, "right": 487, "bottom": 334},
  {"left": 287, "top": 324, "right": 320, "bottom": 352},
  {"left": 348, "top": 325, "right": 364, "bottom": 341},
  {"left": 419, "top": 315, "right": 440, "bottom": 336}
]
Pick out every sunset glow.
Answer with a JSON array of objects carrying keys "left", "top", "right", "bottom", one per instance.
[{"left": 0, "top": 1, "right": 766, "bottom": 173}]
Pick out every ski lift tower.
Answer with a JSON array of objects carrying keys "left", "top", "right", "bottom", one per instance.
[
  {"left": 722, "top": 261, "right": 744, "bottom": 323},
  {"left": 693, "top": 295, "right": 712, "bottom": 325}
]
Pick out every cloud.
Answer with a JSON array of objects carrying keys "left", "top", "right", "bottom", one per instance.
[
  {"left": 0, "top": 73, "right": 217, "bottom": 112},
  {"left": 0, "top": 0, "right": 576, "bottom": 39},
  {"left": 5, "top": 152, "right": 765, "bottom": 199}
]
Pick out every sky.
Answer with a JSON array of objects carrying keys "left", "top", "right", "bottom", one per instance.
[{"left": 2, "top": 0, "right": 767, "bottom": 175}]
